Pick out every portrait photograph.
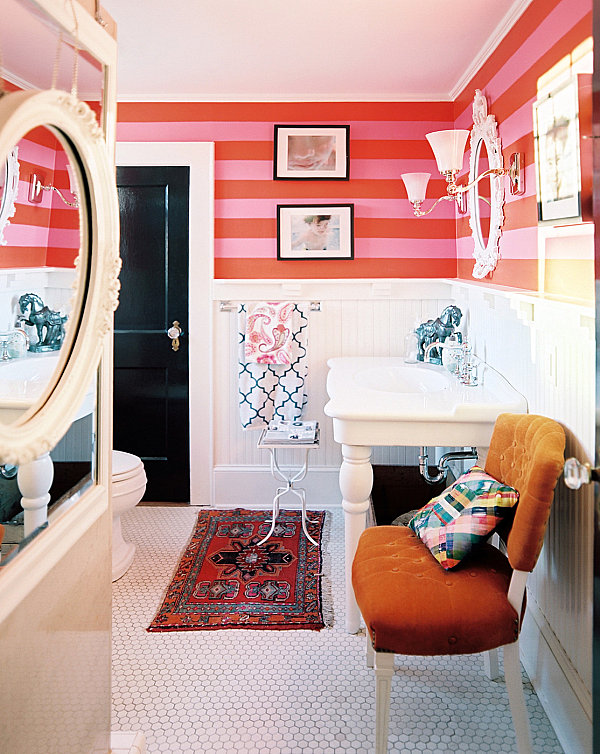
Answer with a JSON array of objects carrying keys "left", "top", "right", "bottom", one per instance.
[
  {"left": 277, "top": 204, "right": 354, "bottom": 260},
  {"left": 273, "top": 125, "right": 350, "bottom": 180}
]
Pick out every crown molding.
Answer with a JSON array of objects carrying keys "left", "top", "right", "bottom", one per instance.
[
  {"left": 2, "top": 71, "right": 101, "bottom": 102},
  {"left": 449, "top": 0, "right": 533, "bottom": 101}
]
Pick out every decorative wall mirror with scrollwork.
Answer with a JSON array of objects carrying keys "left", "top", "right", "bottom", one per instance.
[
  {"left": 0, "top": 88, "right": 120, "bottom": 466},
  {"left": 0, "top": 146, "right": 19, "bottom": 245},
  {"left": 468, "top": 89, "right": 505, "bottom": 279}
]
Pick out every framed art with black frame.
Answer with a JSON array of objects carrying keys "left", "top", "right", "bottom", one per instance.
[
  {"left": 273, "top": 125, "right": 350, "bottom": 180},
  {"left": 277, "top": 204, "right": 354, "bottom": 260}
]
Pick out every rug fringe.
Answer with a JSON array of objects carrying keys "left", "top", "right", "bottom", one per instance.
[{"left": 319, "top": 510, "right": 334, "bottom": 628}]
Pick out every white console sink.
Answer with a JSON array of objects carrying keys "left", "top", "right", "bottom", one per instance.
[
  {"left": 324, "top": 355, "right": 528, "bottom": 634},
  {"left": 0, "top": 352, "right": 94, "bottom": 423},
  {"left": 325, "top": 357, "right": 527, "bottom": 447},
  {"left": 353, "top": 364, "right": 450, "bottom": 394}
]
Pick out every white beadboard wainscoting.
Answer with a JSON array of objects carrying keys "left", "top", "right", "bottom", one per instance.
[{"left": 211, "top": 277, "right": 593, "bottom": 753}]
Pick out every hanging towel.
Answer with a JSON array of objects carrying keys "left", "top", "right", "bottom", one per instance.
[
  {"left": 244, "top": 301, "right": 295, "bottom": 364},
  {"left": 238, "top": 303, "right": 308, "bottom": 430}
]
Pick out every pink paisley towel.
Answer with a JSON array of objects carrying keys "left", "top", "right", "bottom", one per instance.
[{"left": 244, "top": 302, "right": 295, "bottom": 364}]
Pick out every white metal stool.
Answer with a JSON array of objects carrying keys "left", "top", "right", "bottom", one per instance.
[{"left": 257, "top": 425, "right": 320, "bottom": 546}]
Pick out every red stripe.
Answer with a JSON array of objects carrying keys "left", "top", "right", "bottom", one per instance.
[
  {"left": 215, "top": 217, "right": 455, "bottom": 240},
  {"left": 215, "top": 258, "right": 457, "bottom": 279},
  {"left": 118, "top": 101, "right": 454, "bottom": 123},
  {"left": 46, "top": 249, "right": 78, "bottom": 267},
  {"left": 215, "top": 139, "right": 437, "bottom": 161},
  {"left": 215, "top": 177, "right": 448, "bottom": 200},
  {"left": 0, "top": 248, "right": 47, "bottom": 267},
  {"left": 457, "top": 259, "right": 538, "bottom": 289}
]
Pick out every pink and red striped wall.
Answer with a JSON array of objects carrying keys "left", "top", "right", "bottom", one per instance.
[
  {"left": 1, "top": 125, "right": 80, "bottom": 269},
  {"left": 116, "top": 101, "right": 459, "bottom": 280},
  {"left": 454, "top": 0, "right": 592, "bottom": 289}
]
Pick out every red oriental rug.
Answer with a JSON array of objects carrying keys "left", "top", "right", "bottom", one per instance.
[{"left": 148, "top": 508, "right": 330, "bottom": 631}]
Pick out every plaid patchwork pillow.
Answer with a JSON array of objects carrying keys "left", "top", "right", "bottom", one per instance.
[{"left": 408, "top": 465, "right": 519, "bottom": 570}]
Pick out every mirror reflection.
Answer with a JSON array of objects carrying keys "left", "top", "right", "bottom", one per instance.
[
  {"left": 0, "top": 375, "right": 96, "bottom": 563},
  {"left": 475, "top": 139, "right": 491, "bottom": 248},
  {"left": 0, "top": 125, "right": 86, "bottom": 426}
]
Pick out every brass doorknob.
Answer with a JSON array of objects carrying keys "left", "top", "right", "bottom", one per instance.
[{"left": 167, "top": 320, "right": 183, "bottom": 352}]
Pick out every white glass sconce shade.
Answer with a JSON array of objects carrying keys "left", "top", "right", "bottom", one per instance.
[
  {"left": 426, "top": 129, "right": 470, "bottom": 174},
  {"left": 401, "top": 172, "right": 431, "bottom": 203}
]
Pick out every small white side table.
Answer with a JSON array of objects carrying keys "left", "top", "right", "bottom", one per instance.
[{"left": 257, "top": 426, "right": 320, "bottom": 546}]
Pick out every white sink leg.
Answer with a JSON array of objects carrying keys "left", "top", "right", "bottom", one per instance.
[
  {"left": 340, "top": 443, "right": 373, "bottom": 633},
  {"left": 18, "top": 452, "right": 54, "bottom": 538}
]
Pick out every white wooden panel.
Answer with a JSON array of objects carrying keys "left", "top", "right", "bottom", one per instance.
[{"left": 451, "top": 282, "right": 594, "bottom": 709}]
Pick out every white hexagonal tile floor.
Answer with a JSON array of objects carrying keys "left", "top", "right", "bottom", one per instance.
[{"left": 112, "top": 506, "right": 564, "bottom": 753}]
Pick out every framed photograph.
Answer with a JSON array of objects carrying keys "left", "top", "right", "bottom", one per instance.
[
  {"left": 274, "top": 125, "right": 350, "bottom": 180},
  {"left": 277, "top": 204, "right": 354, "bottom": 260},
  {"left": 533, "top": 75, "right": 585, "bottom": 222}
]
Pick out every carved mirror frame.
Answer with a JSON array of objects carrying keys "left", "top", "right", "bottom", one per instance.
[
  {"left": 0, "top": 88, "right": 120, "bottom": 465},
  {"left": 0, "top": 145, "right": 20, "bottom": 245},
  {"left": 468, "top": 89, "right": 505, "bottom": 279}
]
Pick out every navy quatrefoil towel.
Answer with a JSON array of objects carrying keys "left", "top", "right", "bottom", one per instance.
[{"left": 237, "top": 303, "right": 308, "bottom": 429}]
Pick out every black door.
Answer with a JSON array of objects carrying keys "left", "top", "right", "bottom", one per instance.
[{"left": 115, "top": 166, "right": 190, "bottom": 502}]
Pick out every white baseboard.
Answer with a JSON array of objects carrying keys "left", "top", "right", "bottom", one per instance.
[
  {"left": 519, "top": 594, "right": 592, "bottom": 754},
  {"left": 213, "top": 465, "right": 340, "bottom": 509}
]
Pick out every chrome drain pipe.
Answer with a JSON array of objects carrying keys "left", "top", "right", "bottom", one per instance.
[{"left": 419, "top": 447, "right": 478, "bottom": 484}]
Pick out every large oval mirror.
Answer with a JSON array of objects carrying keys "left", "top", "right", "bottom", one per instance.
[
  {"left": 468, "top": 89, "right": 505, "bottom": 279},
  {"left": 0, "top": 124, "right": 86, "bottom": 428},
  {"left": 0, "top": 89, "right": 120, "bottom": 466}
]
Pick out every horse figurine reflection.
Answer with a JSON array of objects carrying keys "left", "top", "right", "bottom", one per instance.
[
  {"left": 18, "top": 293, "right": 67, "bottom": 352},
  {"left": 416, "top": 305, "right": 462, "bottom": 363}
]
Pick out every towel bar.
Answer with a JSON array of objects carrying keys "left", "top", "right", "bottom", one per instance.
[{"left": 219, "top": 300, "right": 321, "bottom": 312}]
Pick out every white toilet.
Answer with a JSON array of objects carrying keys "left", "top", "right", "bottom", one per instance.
[{"left": 111, "top": 450, "right": 147, "bottom": 582}]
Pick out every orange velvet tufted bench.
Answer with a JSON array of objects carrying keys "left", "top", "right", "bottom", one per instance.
[{"left": 352, "top": 413, "right": 565, "bottom": 754}]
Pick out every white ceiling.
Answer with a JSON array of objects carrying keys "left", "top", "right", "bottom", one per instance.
[{"left": 101, "top": 0, "right": 530, "bottom": 101}]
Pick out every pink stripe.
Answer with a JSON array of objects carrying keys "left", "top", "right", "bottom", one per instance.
[
  {"left": 351, "top": 158, "right": 440, "bottom": 179},
  {"left": 47, "top": 228, "right": 80, "bottom": 247},
  {"left": 215, "top": 160, "right": 272, "bottom": 180},
  {"left": 17, "top": 180, "right": 53, "bottom": 209},
  {"left": 456, "top": 0, "right": 590, "bottom": 123},
  {"left": 117, "top": 119, "right": 454, "bottom": 143},
  {"left": 356, "top": 238, "right": 456, "bottom": 259},
  {"left": 456, "top": 227, "right": 538, "bottom": 260},
  {"left": 3, "top": 223, "right": 49, "bottom": 247},
  {"left": 215, "top": 237, "right": 456, "bottom": 259},
  {"left": 215, "top": 197, "right": 458, "bottom": 220},
  {"left": 18, "top": 138, "right": 57, "bottom": 169}
]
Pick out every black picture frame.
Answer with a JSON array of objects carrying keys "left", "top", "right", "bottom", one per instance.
[
  {"left": 273, "top": 125, "right": 350, "bottom": 180},
  {"left": 277, "top": 204, "right": 354, "bottom": 260}
]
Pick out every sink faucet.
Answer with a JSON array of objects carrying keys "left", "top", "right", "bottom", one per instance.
[
  {"left": 0, "top": 328, "right": 30, "bottom": 360},
  {"left": 424, "top": 338, "right": 462, "bottom": 366},
  {"left": 424, "top": 337, "right": 479, "bottom": 385}
]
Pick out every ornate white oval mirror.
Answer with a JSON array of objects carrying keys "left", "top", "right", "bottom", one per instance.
[
  {"left": 0, "top": 146, "right": 19, "bottom": 245},
  {"left": 468, "top": 89, "right": 505, "bottom": 279},
  {"left": 0, "top": 88, "right": 120, "bottom": 466}
]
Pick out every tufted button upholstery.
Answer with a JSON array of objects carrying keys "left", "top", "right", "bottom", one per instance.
[
  {"left": 352, "top": 413, "right": 565, "bottom": 656},
  {"left": 352, "top": 525, "right": 518, "bottom": 655}
]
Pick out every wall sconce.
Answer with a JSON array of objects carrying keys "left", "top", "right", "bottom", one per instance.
[
  {"left": 401, "top": 129, "right": 523, "bottom": 217},
  {"left": 28, "top": 164, "right": 79, "bottom": 208}
]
